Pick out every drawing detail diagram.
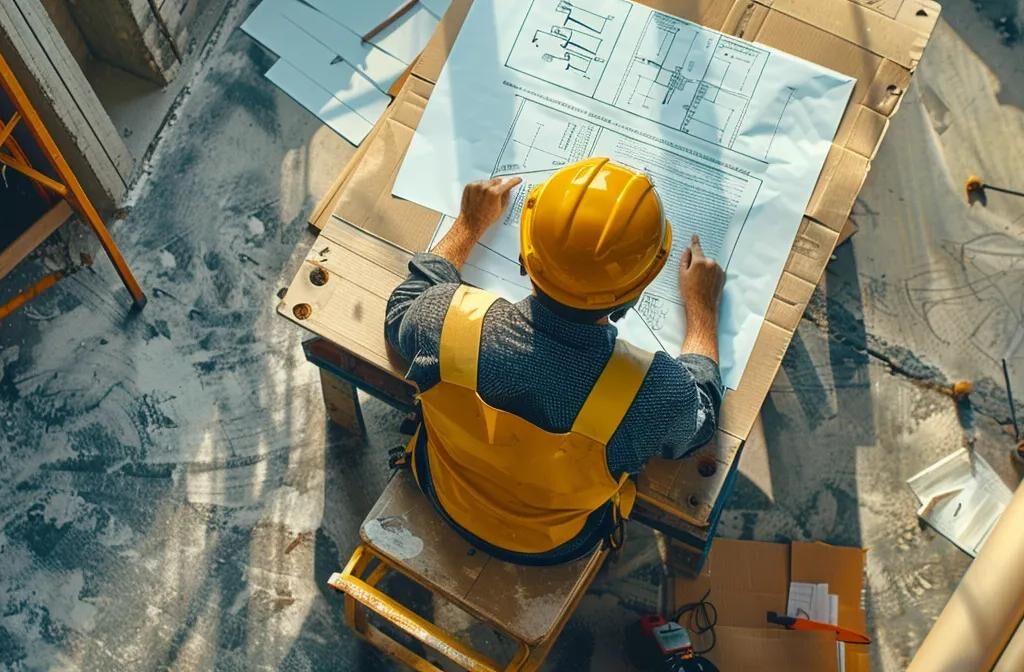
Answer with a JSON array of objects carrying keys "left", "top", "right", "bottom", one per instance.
[
  {"left": 508, "top": 0, "right": 792, "bottom": 158},
  {"left": 611, "top": 13, "right": 768, "bottom": 149},
  {"left": 507, "top": 0, "right": 629, "bottom": 96}
]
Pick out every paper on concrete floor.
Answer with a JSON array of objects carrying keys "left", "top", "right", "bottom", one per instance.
[
  {"left": 241, "top": 1, "right": 391, "bottom": 125},
  {"left": 907, "top": 449, "right": 1014, "bottom": 556},
  {"left": 304, "top": 0, "right": 441, "bottom": 65},
  {"left": 268, "top": 0, "right": 409, "bottom": 92},
  {"left": 264, "top": 60, "right": 374, "bottom": 144},
  {"left": 394, "top": 0, "right": 855, "bottom": 388}
]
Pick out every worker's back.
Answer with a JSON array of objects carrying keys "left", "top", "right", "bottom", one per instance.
[{"left": 386, "top": 259, "right": 723, "bottom": 564}]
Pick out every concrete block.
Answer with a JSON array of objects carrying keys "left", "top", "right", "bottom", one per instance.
[{"left": 66, "top": 0, "right": 181, "bottom": 86}]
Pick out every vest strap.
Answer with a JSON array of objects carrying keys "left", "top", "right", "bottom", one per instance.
[
  {"left": 439, "top": 285, "right": 499, "bottom": 389},
  {"left": 572, "top": 340, "right": 655, "bottom": 445}
]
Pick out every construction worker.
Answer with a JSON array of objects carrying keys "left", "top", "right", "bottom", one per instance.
[{"left": 385, "top": 157, "right": 724, "bottom": 565}]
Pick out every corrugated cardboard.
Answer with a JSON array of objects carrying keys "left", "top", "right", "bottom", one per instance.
[
  {"left": 674, "top": 538, "right": 869, "bottom": 672},
  {"left": 711, "top": 626, "right": 838, "bottom": 672},
  {"left": 306, "top": 0, "right": 939, "bottom": 536}
]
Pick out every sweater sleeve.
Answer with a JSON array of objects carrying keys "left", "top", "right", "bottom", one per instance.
[
  {"left": 384, "top": 253, "right": 461, "bottom": 391},
  {"left": 385, "top": 253, "right": 461, "bottom": 358},
  {"left": 605, "top": 352, "right": 724, "bottom": 476}
]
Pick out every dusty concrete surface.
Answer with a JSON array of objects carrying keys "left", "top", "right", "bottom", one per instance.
[{"left": 1, "top": 1, "right": 1022, "bottom": 670}]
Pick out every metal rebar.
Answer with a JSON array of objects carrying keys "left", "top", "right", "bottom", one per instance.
[
  {"left": 984, "top": 184, "right": 1024, "bottom": 199},
  {"left": 1003, "top": 358, "right": 1020, "bottom": 441}
]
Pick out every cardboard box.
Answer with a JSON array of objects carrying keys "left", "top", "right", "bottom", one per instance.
[
  {"left": 674, "top": 538, "right": 869, "bottom": 672},
  {"left": 299, "top": 0, "right": 939, "bottom": 543}
]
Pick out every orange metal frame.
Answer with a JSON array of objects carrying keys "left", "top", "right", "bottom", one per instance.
[{"left": 0, "top": 50, "right": 145, "bottom": 317}]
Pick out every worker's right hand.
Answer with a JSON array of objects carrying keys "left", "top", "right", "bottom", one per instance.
[
  {"left": 457, "top": 177, "right": 524, "bottom": 238},
  {"left": 679, "top": 235, "right": 725, "bottom": 320}
]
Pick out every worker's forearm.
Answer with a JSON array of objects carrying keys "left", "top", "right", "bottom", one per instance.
[
  {"left": 430, "top": 217, "right": 482, "bottom": 270},
  {"left": 681, "top": 308, "right": 719, "bottom": 363}
]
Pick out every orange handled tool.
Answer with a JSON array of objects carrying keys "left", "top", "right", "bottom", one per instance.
[{"left": 766, "top": 612, "right": 870, "bottom": 645}]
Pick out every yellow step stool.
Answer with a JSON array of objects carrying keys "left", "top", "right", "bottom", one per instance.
[{"left": 328, "top": 470, "right": 607, "bottom": 671}]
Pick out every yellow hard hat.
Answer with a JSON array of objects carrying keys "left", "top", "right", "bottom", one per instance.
[{"left": 520, "top": 157, "right": 672, "bottom": 311}]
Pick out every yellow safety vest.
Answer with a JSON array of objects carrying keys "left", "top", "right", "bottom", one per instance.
[{"left": 406, "top": 285, "right": 655, "bottom": 556}]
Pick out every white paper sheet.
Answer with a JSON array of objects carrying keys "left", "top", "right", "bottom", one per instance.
[
  {"left": 305, "top": 0, "right": 440, "bottom": 65},
  {"left": 907, "top": 448, "right": 1014, "bottom": 556},
  {"left": 241, "top": 1, "right": 391, "bottom": 124},
  {"left": 420, "top": 0, "right": 453, "bottom": 18},
  {"left": 264, "top": 60, "right": 374, "bottom": 144},
  {"left": 304, "top": 0, "right": 418, "bottom": 35},
  {"left": 787, "top": 582, "right": 831, "bottom": 622},
  {"left": 393, "top": 0, "right": 855, "bottom": 388},
  {"left": 270, "top": 0, "right": 409, "bottom": 92}
]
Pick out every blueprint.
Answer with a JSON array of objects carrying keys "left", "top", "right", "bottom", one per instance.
[{"left": 395, "top": 0, "right": 855, "bottom": 388}]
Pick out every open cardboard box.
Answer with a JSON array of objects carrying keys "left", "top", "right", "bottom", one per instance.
[
  {"left": 674, "top": 538, "right": 869, "bottom": 672},
  {"left": 305, "top": 0, "right": 939, "bottom": 536}
]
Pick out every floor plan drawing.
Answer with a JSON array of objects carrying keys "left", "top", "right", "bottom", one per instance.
[
  {"left": 604, "top": 12, "right": 769, "bottom": 150},
  {"left": 507, "top": 0, "right": 631, "bottom": 97}
]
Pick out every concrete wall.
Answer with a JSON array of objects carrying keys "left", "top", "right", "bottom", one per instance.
[
  {"left": 65, "top": 0, "right": 185, "bottom": 85},
  {"left": 39, "top": 0, "right": 91, "bottom": 71}
]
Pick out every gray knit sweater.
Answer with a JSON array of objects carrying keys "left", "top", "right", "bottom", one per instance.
[{"left": 385, "top": 254, "right": 723, "bottom": 476}]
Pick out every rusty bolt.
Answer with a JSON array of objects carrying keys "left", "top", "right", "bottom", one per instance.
[
  {"left": 951, "top": 380, "right": 973, "bottom": 399},
  {"left": 688, "top": 495, "right": 700, "bottom": 508},
  {"left": 1015, "top": 440, "right": 1024, "bottom": 463},
  {"left": 309, "top": 268, "right": 329, "bottom": 286},
  {"left": 697, "top": 458, "right": 717, "bottom": 478},
  {"left": 292, "top": 303, "right": 312, "bottom": 320}
]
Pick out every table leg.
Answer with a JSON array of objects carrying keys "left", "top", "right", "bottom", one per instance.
[{"left": 319, "top": 369, "right": 365, "bottom": 435}]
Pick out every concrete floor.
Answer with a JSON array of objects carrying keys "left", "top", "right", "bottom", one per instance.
[{"left": 1, "top": 1, "right": 1022, "bottom": 670}]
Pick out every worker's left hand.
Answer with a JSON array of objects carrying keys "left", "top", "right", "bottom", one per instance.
[{"left": 457, "top": 177, "right": 524, "bottom": 237}]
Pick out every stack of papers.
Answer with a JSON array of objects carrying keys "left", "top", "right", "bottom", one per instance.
[
  {"left": 241, "top": 0, "right": 452, "bottom": 144},
  {"left": 908, "top": 449, "right": 1014, "bottom": 556},
  {"left": 787, "top": 582, "right": 844, "bottom": 672}
]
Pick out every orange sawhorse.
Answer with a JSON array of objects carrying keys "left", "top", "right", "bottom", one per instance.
[{"left": 0, "top": 50, "right": 145, "bottom": 318}]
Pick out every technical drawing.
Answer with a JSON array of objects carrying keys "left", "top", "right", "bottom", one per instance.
[
  {"left": 507, "top": 0, "right": 631, "bottom": 97},
  {"left": 492, "top": 98, "right": 598, "bottom": 176},
  {"left": 606, "top": 12, "right": 769, "bottom": 152},
  {"left": 533, "top": 26, "right": 606, "bottom": 76},
  {"left": 557, "top": 0, "right": 614, "bottom": 33}
]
